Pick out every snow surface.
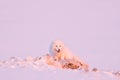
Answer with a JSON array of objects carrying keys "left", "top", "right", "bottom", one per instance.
[{"left": 0, "top": 56, "right": 119, "bottom": 80}]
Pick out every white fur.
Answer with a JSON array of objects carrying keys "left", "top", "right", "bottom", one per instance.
[{"left": 49, "top": 40, "right": 89, "bottom": 70}]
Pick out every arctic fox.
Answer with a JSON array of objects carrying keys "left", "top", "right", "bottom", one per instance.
[{"left": 49, "top": 40, "right": 89, "bottom": 70}]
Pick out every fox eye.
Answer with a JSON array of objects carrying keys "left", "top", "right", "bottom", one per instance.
[
  {"left": 56, "top": 45, "right": 58, "bottom": 47},
  {"left": 59, "top": 45, "right": 61, "bottom": 47}
]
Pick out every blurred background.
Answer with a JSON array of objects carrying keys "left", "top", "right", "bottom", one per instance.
[{"left": 0, "top": 0, "right": 120, "bottom": 76}]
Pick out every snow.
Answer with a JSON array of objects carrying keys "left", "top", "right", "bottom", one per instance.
[
  {"left": 0, "top": 56, "right": 119, "bottom": 80},
  {"left": 0, "top": 67, "right": 119, "bottom": 80}
]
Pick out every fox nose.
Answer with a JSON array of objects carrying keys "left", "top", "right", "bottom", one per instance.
[{"left": 57, "top": 49, "right": 60, "bottom": 53}]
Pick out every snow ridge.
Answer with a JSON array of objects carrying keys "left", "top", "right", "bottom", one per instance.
[{"left": 0, "top": 55, "right": 120, "bottom": 79}]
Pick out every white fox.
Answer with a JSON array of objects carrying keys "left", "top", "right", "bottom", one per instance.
[{"left": 49, "top": 40, "right": 89, "bottom": 71}]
